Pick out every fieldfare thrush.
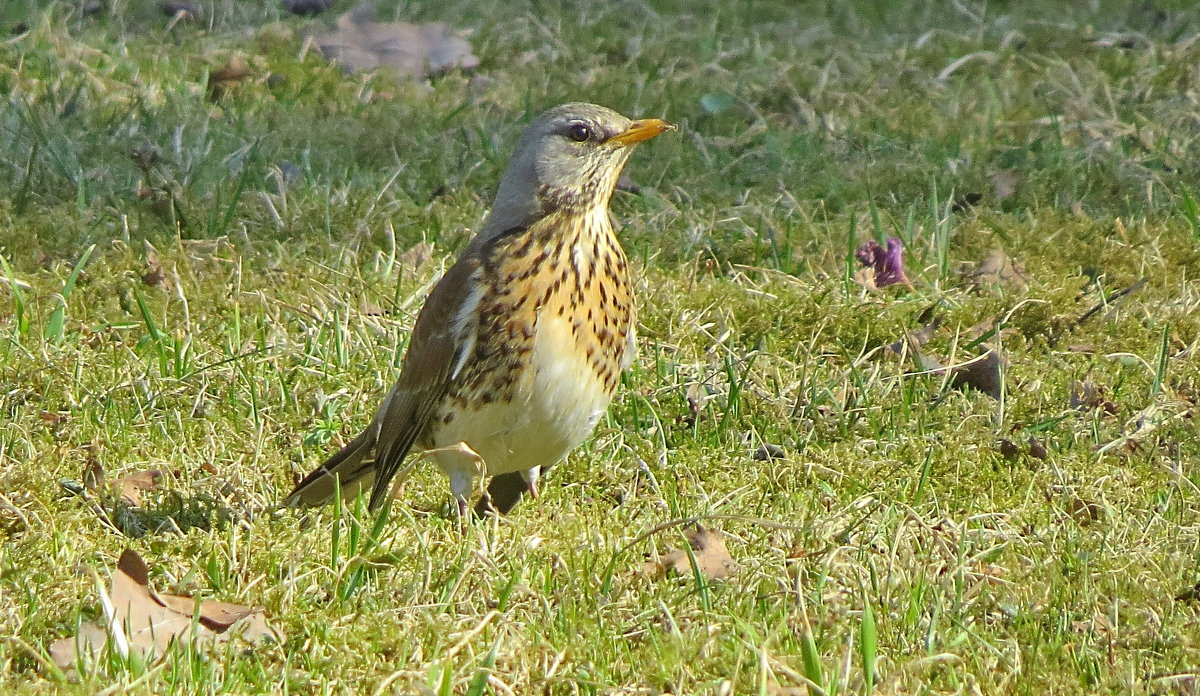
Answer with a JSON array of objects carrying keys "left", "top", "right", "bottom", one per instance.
[{"left": 285, "top": 102, "right": 673, "bottom": 516}]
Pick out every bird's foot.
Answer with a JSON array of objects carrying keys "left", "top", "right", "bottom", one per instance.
[
  {"left": 422, "top": 441, "right": 487, "bottom": 525},
  {"left": 520, "top": 465, "right": 541, "bottom": 500}
]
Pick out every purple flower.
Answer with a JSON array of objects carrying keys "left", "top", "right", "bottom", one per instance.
[{"left": 856, "top": 237, "right": 911, "bottom": 288}]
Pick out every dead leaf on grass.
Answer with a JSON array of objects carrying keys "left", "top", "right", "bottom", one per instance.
[
  {"left": 359, "top": 298, "right": 388, "bottom": 316},
  {"left": 753, "top": 444, "right": 786, "bottom": 461},
  {"left": 889, "top": 313, "right": 1005, "bottom": 399},
  {"left": 112, "top": 470, "right": 164, "bottom": 507},
  {"left": 1070, "top": 379, "right": 1117, "bottom": 415},
  {"left": 312, "top": 5, "right": 480, "bottom": 78},
  {"left": 962, "top": 249, "right": 1029, "bottom": 291},
  {"left": 49, "top": 549, "right": 281, "bottom": 669},
  {"left": 208, "top": 54, "right": 251, "bottom": 100},
  {"left": 142, "top": 252, "right": 171, "bottom": 290},
  {"left": 989, "top": 170, "right": 1021, "bottom": 202},
  {"left": 160, "top": 1, "right": 197, "bottom": 19},
  {"left": 915, "top": 348, "right": 1004, "bottom": 400},
  {"left": 1175, "top": 582, "right": 1200, "bottom": 602},
  {"left": 81, "top": 451, "right": 104, "bottom": 491},
  {"left": 1050, "top": 489, "right": 1104, "bottom": 526},
  {"left": 645, "top": 524, "right": 737, "bottom": 581},
  {"left": 79, "top": 457, "right": 165, "bottom": 507},
  {"left": 399, "top": 241, "right": 434, "bottom": 270},
  {"left": 283, "top": 0, "right": 333, "bottom": 16},
  {"left": 767, "top": 685, "right": 810, "bottom": 696}
]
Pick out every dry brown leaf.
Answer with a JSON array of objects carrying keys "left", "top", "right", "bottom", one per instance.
[
  {"left": 399, "top": 241, "right": 434, "bottom": 270},
  {"left": 313, "top": 5, "right": 479, "bottom": 78},
  {"left": 963, "top": 249, "right": 1029, "bottom": 291},
  {"left": 49, "top": 549, "right": 281, "bottom": 669},
  {"left": 1065, "top": 496, "right": 1104, "bottom": 526},
  {"left": 916, "top": 348, "right": 1004, "bottom": 400},
  {"left": 753, "top": 444, "right": 786, "bottom": 461},
  {"left": 283, "top": 0, "right": 332, "bottom": 16},
  {"left": 160, "top": 1, "right": 197, "bottom": 19},
  {"left": 208, "top": 55, "right": 251, "bottom": 100},
  {"left": 359, "top": 298, "right": 388, "bottom": 316},
  {"left": 648, "top": 525, "right": 737, "bottom": 581},
  {"left": 112, "top": 469, "right": 163, "bottom": 507},
  {"left": 1175, "top": 582, "right": 1200, "bottom": 602},
  {"left": 142, "top": 252, "right": 170, "bottom": 290},
  {"left": 887, "top": 312, "right": 941, "bottom": 356},
  {"left": 989, "top": 169, "right": 1021, "bottom": 201},
  {"left": 1070, "top": 380, "right": 1117, "bottom": 415},
  {"left": 81, "top": 452, "right": 104, "bottom": 491}
]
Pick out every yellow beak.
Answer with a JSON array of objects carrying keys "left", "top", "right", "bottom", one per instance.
[{"left": 606, "top": 118, "right": 675, "bottom": 147}]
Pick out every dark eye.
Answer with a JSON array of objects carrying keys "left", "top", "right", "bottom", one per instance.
[{"left": 566, "top": 123, "right": 592, "bottom": 142}]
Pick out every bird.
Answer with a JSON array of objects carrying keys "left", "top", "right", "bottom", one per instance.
[{"left": 285, "top": 102, "right": 673, "bottom": 516}]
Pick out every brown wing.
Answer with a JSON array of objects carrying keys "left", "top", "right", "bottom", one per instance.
[
  {"left": 363, "top": 254, "right": 486, "bottom": 510},
  {"left": 284, "top": 253, "right": 483, "bottom": 509}
]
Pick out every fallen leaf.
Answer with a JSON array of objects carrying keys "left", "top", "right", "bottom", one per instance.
[
  {"left": 160, "top": 1, "right": 197, "bottom": 19},
  {"left": 681, "top": 382, "right": 708, "bottom": 427},
  {"left": 997, "top": 438, "right": 1020, "bottom": 462},
  {"left": 112, "top": 470, "right": 164, "bottom": 507},
  {"left": 1065, "top": 495, "right": 1104, "bottom": 526},
  {"left": 399, "top": 241, "right": 434, "bottom": 270},
  {"left": 359, "top": 298, "right": 388, "bottom": 316},
  {"left": 1070, "top": 380, "right": 1117, "bottom": 415},
  {"left": 951, "top": 191, "right": 983, "bottom": 212},
  {"left": 753, "top": 444, "right": 786, "bottom": 461},
  {"left": 615, "top": 170, "right": 641, "bottom": 194},
  {"left": 49, "top": 549, "right": 282, "bottom": 669},
  {"left": 130, "top": 142, "right": 165, "bottom": 173},
  {"left": 208, "top": 55, "right": 251, "bottom": 100},
  {"left": 1175, "top": 582, "right": 1200, "bottom": 602},
  {"left": 989, "top": 169, "right": 1020, "bottom": 201},
  {"left": 81, "top": 453, "right": 104, "bottom": 491},
  {"left": 915, "top": 348, "right": 1004, "bottom": 400},
  {"left": 313, "top": 5, "right": 480, "bottom": 78},
  {"left": 283, "top": 0, "right": 333, "bottom": 16},
  {"left": 647, "top": 525, "right": 737, "bottom": 581},
  {"left": 962, "top": 249, "right": 1029, "bottom": 291},
  {"left": 948, "top": 349, "right": 1003, "bottom": 398},
  {"left": 142, "top": 252, "right": 170, "bottom": 290}
]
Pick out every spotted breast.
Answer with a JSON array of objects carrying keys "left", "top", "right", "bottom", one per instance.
[{"left": 422, "top": 204, "right": 634, "bottom": 496}]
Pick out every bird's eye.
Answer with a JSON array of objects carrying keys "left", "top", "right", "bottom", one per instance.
[{"left": 566, "top": 123, "right": 592, "bottom": 142}]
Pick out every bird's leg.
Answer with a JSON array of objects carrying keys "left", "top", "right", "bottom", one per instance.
[
  {"left": 417, "top": 441, "right": 486, "bottom": 522},
  {"left": 520, "top": 465, "right": 542, "bottom": 500}
]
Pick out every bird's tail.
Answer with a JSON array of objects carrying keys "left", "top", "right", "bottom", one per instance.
[{"left": 284, "top": 430, "right": 378, "bottom": 507}]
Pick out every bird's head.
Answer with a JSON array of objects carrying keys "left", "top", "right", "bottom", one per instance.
[{"left": 487, "top": 102, "right": 673, "bottom": 232}]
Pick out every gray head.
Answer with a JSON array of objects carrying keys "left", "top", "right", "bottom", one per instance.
[{"left": 482, "top": 102, "right": 672, "bottom": 236}]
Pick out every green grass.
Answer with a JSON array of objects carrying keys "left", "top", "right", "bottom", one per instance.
[{"left": 3, "top": 0, "right": 1200, "bottom": 693}]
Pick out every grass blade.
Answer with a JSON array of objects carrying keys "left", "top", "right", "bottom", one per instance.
[
  {"left": 44, "top": 243, "right": 95, "bottom": 343},
  {"left": 0, "top": 253, "right": 30, "bottom": 337},
  {"left": 860, "top": 596, "right": 877, "bottom": 691}
]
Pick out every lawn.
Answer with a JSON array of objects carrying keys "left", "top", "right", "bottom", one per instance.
[{"left": 3, "top": 0, "right": 1200, "bottom": 693}]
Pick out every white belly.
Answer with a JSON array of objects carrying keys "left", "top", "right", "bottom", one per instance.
[{"left": 431, "top": 313, "right": 616, "bottom": 478}]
